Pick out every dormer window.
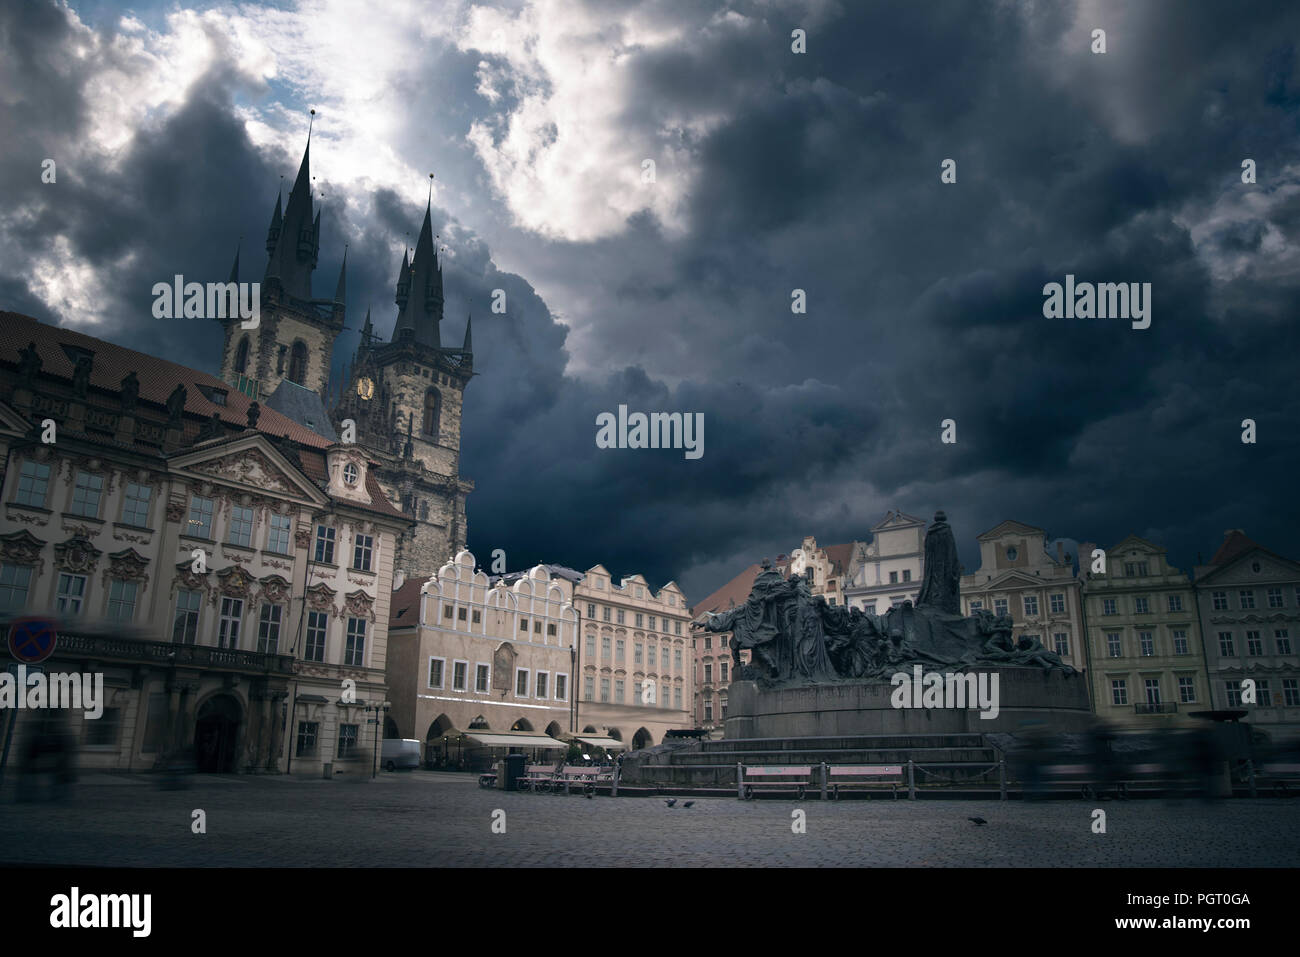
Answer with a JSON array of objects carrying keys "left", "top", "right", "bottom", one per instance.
[{"left": 343, "top": 463, "right": 359, "bottom": 486}]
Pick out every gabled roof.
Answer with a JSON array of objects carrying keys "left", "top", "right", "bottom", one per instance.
[
  {"left": 263, "top": 379, "right": 338, "bottom": 441},
  {"left": 389, "top": 578, "right": 425, "bottom": 628},
  {"left": 691, "top": 558, "right": 791, "bottom": 617},
  {"left": 977, "top": 519, "right": 1045, "bottom": 541},
  {"left": 1210, "top": 530, "right": 1260, "bottom": 566},
  {"left": 1107, "top": 534, "right": 1165, "bottom": 556},
  {"left": 823, "top": 542, "right": 855, "bottom": 577},
  {"left": 871, "top": 510, "right": 926, "bottom": 531}
]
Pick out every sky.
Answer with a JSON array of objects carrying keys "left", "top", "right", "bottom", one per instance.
[{"left": 2, "top": 0, "right": 1298, "bottom": 602}]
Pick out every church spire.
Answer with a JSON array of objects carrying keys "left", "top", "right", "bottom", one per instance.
[
  {"left": 462, "top": 314, "right": 472, "bottom": 353},
  {"left": 264, "top": 118, "right": 318, "bottom": 300},
  {"left": 390, "top": 186, "right": 444, "bottom": 348},
  {"left": 228, "top": 238, "right": 241, "bottom": 284},
  {"left": 334, "top": 244, "right": 348, "bottom": 304}
]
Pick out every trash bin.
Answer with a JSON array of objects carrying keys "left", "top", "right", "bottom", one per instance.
[
  {"left": 322, "top": 762, "right": 333, "bottom": 780},
  {"left": 503, "top": 752, "right": 527, "bottom": 791}
]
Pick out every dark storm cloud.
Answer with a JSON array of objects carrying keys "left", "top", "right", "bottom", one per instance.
[{"left": 2, "top": 0, "right": 1299, "bottom": 600}]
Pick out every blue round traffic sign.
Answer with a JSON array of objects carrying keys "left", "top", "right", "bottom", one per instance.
[{"left": 8, "top": 616, "right": 58, "bottom": 663}]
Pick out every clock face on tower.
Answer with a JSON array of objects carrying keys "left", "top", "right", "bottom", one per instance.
[{"left": 356, "top": 376, "right": 375, "bottom": 400}]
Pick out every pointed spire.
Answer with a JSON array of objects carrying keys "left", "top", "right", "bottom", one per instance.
[
  {"left": 265, "top": 191, "right": 282, "bottom": 256},
  {"left": 462, "top": 314, "right": 472, "bottom": 353},
  {"left": 334, "top": 244, "right": 348, "bottom": 304},
  {"left": 360, "top": 306, "right": 374, "bottom": 347},
  {"left": 228, "top": 238, "right": 241, "bottom": 284},
  {"left": 394, "top": 249, "right": 410, "bottom": 308}
]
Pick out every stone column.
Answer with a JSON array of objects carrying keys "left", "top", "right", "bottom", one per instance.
[{"left": 266, "top": 691, "right": 288, "bottom": 772}]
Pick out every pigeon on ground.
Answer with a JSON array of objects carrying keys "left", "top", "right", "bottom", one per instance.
[
  {"left": 968, "top": 816, "right": 987, "bottom": 826},
  {"left": 664, "top": 798, "right": 677, "bottom": 807},
  {"left": 585, "top": 790, "right": 593, "bottom": 800},
  {"left": 683, "top": 801, "right": 695, "bottom": 808}
]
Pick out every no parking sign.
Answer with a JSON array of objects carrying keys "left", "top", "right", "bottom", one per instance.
[{"left": 7, "top": 617, "right": 58, "bottom": 664}]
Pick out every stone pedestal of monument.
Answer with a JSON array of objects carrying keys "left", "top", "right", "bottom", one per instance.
[{"left": 724, "top": 668, "right": 1094, "bottom": 739}]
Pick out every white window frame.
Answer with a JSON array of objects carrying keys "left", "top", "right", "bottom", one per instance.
[
  {"left": 14, "top": 460, "right": 51, "bottom": 508},
  {"left": 69, "top": 470, "right": 104, "bottom": 519},
  {"left": 121, "top": 482, "right": 152, "bottom": 527},
  {"left": 227, "top": 504, "right": 255, "bottom": 547},
  {"left": 554, "top": 672, "right": 568, "bottom": 701},
  {"left": 266, "top": 513, "right": 292, "bottom": 554},
  {"left": 515, "top": 667, "right": 530, "bottom": 698},
  {"left": 218, "top": 597, "right": 243, "bottom": 649},
  {"left": 428, "top": 656, "right": 446, "bottom": 689},
  {"left": 536, "top": 671, "right": 549, "bottom": 700},
  {"left": 474, "top": 662, "right": 490, "bottom": 693},
  {"left": 106, "top": 579, "right": 137, "bottom": 622},
  {"left": 452, "top": 659, "right": 469, "bottom": 692}
]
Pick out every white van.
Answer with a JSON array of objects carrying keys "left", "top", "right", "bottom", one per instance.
[{"left": 381, "top": 738, "right": 421, "bottom": 771}]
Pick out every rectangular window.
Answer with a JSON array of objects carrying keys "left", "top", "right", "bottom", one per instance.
[
  {"left": 453, "top": 661, "right": 467, "bottom": 691},
  {"left": 601, "top": 636, "right": 611, "bottom": 658},
  {"left": 458, "top": 607, "right": 468, "bottom": 622},
  {"left": 648, "top": 616, "right": 656, "bottom": 631},
  {"left": 1101, "top": 598, "right": 1117, "bottom": 616},
  {"left": 648, "top": 644, "right": 657, "bottom": 668},
  {"left": 1106, "top": 632, "right": 1122, "bottom": 658},
  {"left": 534, "top": 620, "right": 541, "bottom": 634},
  {"left": 1276, "top": 630, "right": 1293, "bottom": 656},
  {"left": 1246, "top": 631, "right": 1263, "bottom": 656},
  {"left": 536, "top": 672, "right": 549, "bottom": 699},
  {"left": 1167, "top": 594, "right": 1183, "bottom": 612},
  {"left": 585, "top": 634, "right": 595, "bottom": 658},
  {"left": 353, "top": 534, "right": 373, "bottom": 571},
  {"left": 1282, "top": 679, "right": 1299, "bottom": 707},
  {"left": 227, "top": 504, "right": 254, "bottom": 547},
  {"left": 1267, "top": 587, "right": 1283, "bottom": 609},
  {"left": 994, "top": 598, "right": 1009, "bottom": 617},
  {"left": 720, "top": 661, "right": 729, "bottom": 681},
  {"left": 614, "top": 678, "right": 623, "bottom": 703},
  {"left": 472, "top": 610, "right": 481, "bottom": 624},
  {"left": 56, "top": 573, "right": 87, "bottom": 615},
  {"left": 429, "top": 658, "right": 445, "bottom": 689},
  {"left": 173, "top": 589, "right": 201, "bottom": 643},
  {"left": 968, "top": 600, "right": 982, "bottom": 613},
  {"left": 344, "top": 618, "right": 366, "bottom": 666},
  {"left": 599, "top": 677, "right": 610, "bottom": 702},
  {"left": 584, "top": 676, "right": 594, "bottom": 701},
  {"left": 602, "top": 606, "right": 611, "bottom": 622},
  {"left": 1139, "top": 631, "right": 1154, "bottom": 657},
  {"left": 1053, "top": 633, "right": 1069, "bottom": 657},
  {"left": 188, "top": 496, "right": 215, "bottom": 538},
  {"left": 0, "top": 564, "right": 34, "bottom": 612},
  {"left": 218, "top": 597, "right": 243, "bottom": 649},
  {"left": 704, "top": 701, "right": 713, "bottom": 723},
  {"left": 1144, "top": 679, "right": 1161, "bottom": 705},
  {"left": 721, "top": 696, "right": 728, "bottom": 718},
  {"left": 616, "top": 609, "right": 625, "bottom": 625},
  {"left": 305, "top": 611, "right": 327, "bottom": 662},
  {"left": 107, "top": 580, "right": 138, "bottom": 622},
  {"left": 337, "top": 724, "right": 358, "bottom": 759},
  {"left": 722, "top": 637, "right": 729, "bottom": 648},
  {"left": 1178, "top": 677, "right": 1196, "bottom": 704},
  {"left": 267, "top": 513, "right": 292, "bottom": 553},
  {"left": 519, "top": 617, "right": 529, "bottom": 632},
  {"left": 296, "top": 721, "right": 319, "bottom": 757},
  {"left": 1218, "top": 632, "right": 1235, "bottom": 657},
  {"left": 547, "top": 622, "right": 557, "bottom": 637},
  {"left": 1111, "top": 680, "right": 1128, "bottom": 706},
  {"left": 1050, "top": 593, "right": 1066, "bottom": 614},
  {"left": 1123, "top": 562, "right": 1135, "bottom": 577},
  {"left": 314, "top": 525, "right": 335, "bottom": 564},
  {"left": 674, "top": 648, "right": 682, "bottom": 669},
  {"left": 555, "top": 674, "right": 567, "bottom": 701},
  {"left": 616, "top": 638, "right": 625, "bottom": 662},
  {"left": 1257, "top": 680, "right": 1272, "bottom": 707},
  {"left": 704, "top": 636, "right": 712, "bottom": 651},
  {"left": 1224, "top": 681, "right": 1241, "bottom": 707},
  {"left": 903, "top": 569, "right": 912, "bottom": 582},
  {"left": 444, "top": 604, "right": 453, "bottom": 620},
  {"left": 1172, "top": 630, "right": 1189, "bottom": 655},
  {"left": 674, "top": 621, "right": 682, "bottom": 635},
  {"left": 122, "top": 482, "right": 152, "bottom": 527},
  {"left": 635, "top": 613, "right": 643, "bottom": 628},
  {"left": 674, "top": 687, "right": 682, "bottom": 710},
  {"left": 587, "top": 603, "right": 595, "bottom": 618},
  {"left": 1211, "top": 591, "right": 1228, "bottom": 611},
  {"left": 475, "top": 664, "right": 489, "bottom": 692},
  {"left": 1023, "top": 595, "right": 1039, "bottom": 617},
  {"left": 1238, "top": 590, "right": 1255, "bottom": 609},
  {"left": 1133, "top": 597, "right": 1150, "bottom": 614},
  {"left": 516, "top": 669, "right": 529, "bottom": 697},
  {"left": 889, "top": 571, "right": 898, "bottom": 584},
  {"left": 69, "top": 471, "right": 103, "bottom": 518},
  {"left": 14, "top": 460, "right": 51, "bottom": 508},
  {"left": 635, "top": 642, "right": 643, "bottom": 664},
  {"left": 704, "top": 664, "right": 713, "bottom": 683}
]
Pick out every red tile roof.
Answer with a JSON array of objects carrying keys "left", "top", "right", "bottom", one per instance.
[
  {"left": 1209, "top": 530, "right": 1261, "bottom": 566},
  {"left": 0, "top": 310, "right": 332, "bottom": 449},
  {"left": 0, "top": 311, "right": 406, "bottom": 520},
  {"left": 823, "top": 542, "right": 855, "bottom": 578},
  {"left": 389, "top": 578, "right": 425, "bottom": 627},
  {"left": 692, "top": 559, "right": 792, "bottom": 617}
]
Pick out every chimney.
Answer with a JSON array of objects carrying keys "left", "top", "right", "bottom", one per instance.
[{"left": 1056, "top": 541, "right": 1064, "bottom": 563}]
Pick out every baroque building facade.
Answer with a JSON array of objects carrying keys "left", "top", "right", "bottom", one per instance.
[
  {"left": 1079, "top": 535, "right": 1210, "bottom": 727},
  {"left": 842, "top": 510, "right": 926, "bottom": 613},
  {"left": 0, "top": 312, "right": 407, "bottom": 777},
  {"left": 216, "top": 137, "right": 473, "bottom": 581},
  {"left": 1193, "top": 530, "right": 1300, "bottom": 743},
  {"left": 958, "top": 520, "right": 1089, "bottom": 674}
]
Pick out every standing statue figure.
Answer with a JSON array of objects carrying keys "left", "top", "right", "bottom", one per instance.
[
  {"left": 119, "top": 372, "right": 139, "bottom": 413},
  {"left": 17, "top": 342, "right": 42, "bottom": 387},
  {"left": 71, "top": 356, "right": 92, "bottom": 398},
  {"left": 915, "top": 510, "right": 961, "bottom": 615},
  {"left": 165, "top": 384, "right": 187, "bottom": 427},
  {"left": 789, "top": 573, "right": 838, "bottom": 681}
]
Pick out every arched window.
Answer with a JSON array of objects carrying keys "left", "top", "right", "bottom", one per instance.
[
  {"left": 423, "top": 388, "right": 440, "bottom": 437},
  {"left": 288, "top": 341, "right": 308, "bottom": 385},
  {"left": 234, "top": 336, "right": 250, "bottom": 374}
]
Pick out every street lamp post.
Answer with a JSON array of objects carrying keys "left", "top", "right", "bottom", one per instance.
[{"left": 369, "top": 700, "right": 390, "bottom": 779}]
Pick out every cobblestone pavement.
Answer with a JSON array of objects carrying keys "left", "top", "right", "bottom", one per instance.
[{"left": 1, "top": 771, "right": 1297, "bottom": 867}]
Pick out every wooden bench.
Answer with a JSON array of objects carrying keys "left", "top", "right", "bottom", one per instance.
[
  {"left": 1257, "top": 762, "right": 1300, "bottom": 794},
  {"left": 741, "top": 765, "right": 812, "bottom": 800},
  {"left": 520, "top": 764, "right": 560, "bottom": 792},
  {"left": 827, "top": 765, "right": 903, "bottom": 800}
]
